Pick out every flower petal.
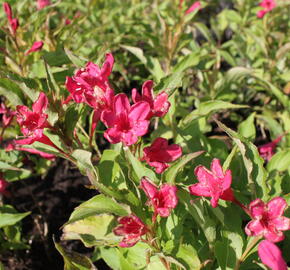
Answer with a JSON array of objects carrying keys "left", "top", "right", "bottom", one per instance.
[
  {"left": 249, "top": 198, "right": 265, "bottom": 218},
  {"left": 210, "top": 159, "right": 224, "bottom": 178},
  {"left": 258, "top": 240, "right": 287, "bottom": 270},
  {"left": 264, "top": 230, "right": 284, "bottom": 243},
  {"left": 271, "top": 217, "right": 290, "bottom": 231},
  {"left": 114, "top": 94, "right": 130, "bottom": 115},
  {"left": 132, "top": 88, "right": 141, "bottom": 103},
  {"left": 129, "top": 101, "right": 150, "bottom": 121},
  {"left": 32, "top": 92, "right": 48, "bottom": 113},
  {"left": 267, "top": 197, "right": 287, "bottom": 219},
  {"left": 101, "top": 53, "right": 114, "bottom": 78},
  {"left": 189, "top": 183, "right": 211, "bottom": 197},
  {"left": 140, "top": 177, "right": 158, "bottom": 200},
  {"left": 245, "top": 220, "right": 264, "bottom": 236},
  {"left": 141, "top": 80, "right": 154, "bottom": 100}
]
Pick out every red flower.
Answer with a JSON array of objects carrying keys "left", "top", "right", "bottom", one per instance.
[
  {"left": 0, "top": 175, "right": 8, "bottom": 194},
  {"left": 258, "top": 240, "right": 287, "bottom": 270},
  {"left": 0, "top": 103, "right": 15, "bottom": 128},
  {"left": 140, "top": 177, "right": 178, "bottom": 220},
  {"left": 113, "top": 215, "right": 148, "bottom": 248},
  {"left": 37, "top": 0, "right": 51, "bottom": 10},
  {"left": 185, "top": 1, "right": 202, "bottom": 15},
  {"left": 142, "top": 137, "right": 182, "bottom": 174},
  {"left": 3, "top": 2, "right": 19, "bottom": 35},
  {"left": 257, "top": 0, "right": 276, "bottom": 18},
  {"left": 189, "top": 159, "right": 234, "bottom": 208},
  {"left": 260, "top": 0, "right": 276, "bottom": 10},
  {"left": 245, "top": 197, "right": 290, "bottom": 242},
  {"left": 132, "top": 80, "right": 170, "bottom": 118},
  {"left": 258, "top": 135, "right": 282, "bottom": 161},
  {"left": 14, "top": 92, "right": 55, "bottom": 148},
  {"left": 101, "top": 93, "right": 150, "bottom": 146},
  {"left": 64, "top": 53, "right": 114, "bottom": 110},
  {"left": 25, "top": 41, "right": 44, "bottom": 55}
]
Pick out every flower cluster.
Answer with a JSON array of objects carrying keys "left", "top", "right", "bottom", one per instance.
[{"left": 64, "top": 54, "right": 171, "bottom": 147}]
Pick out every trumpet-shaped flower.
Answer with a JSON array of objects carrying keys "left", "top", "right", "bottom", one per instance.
[
  {"left": 258, "top": 135, "right": 282, "bottom": 161},
  {"left": 25, "top": 41, "right": 44, "bottom": 55},
  {"left": 140, "top": 177, "right": 178, "bottom": 219},
  {"left": 258, "top": 240, "right": 287, "bottom": 270},
  {"left": 245, "top": 197, "right": 290, "bottom": 242},
  {"left": 257, "top": 0, "right": 276, "bottom": 18},
  {"left": 64, "top": 53, "right": 114, "bottom": 110},
  {"left": 3, "top": 2, "right": 19, "bottom": 35},
  {"left": 37, "top": 0, "right": 51, "bottom": 10},
  {"left": 15, "top": 92, "right": 55, "bottom": 148},
  {"left": 101, "top": 94, "right": 150, "bottom": 146},
  {"left": 185, "top": 1, "right": 202, "bottom": 15},
  {"left": 113, "top": 215, "right": 148, "bottom": 248},
  {"left": 142, "top": 137, "right": 182, "bottom": 173},
  {"left": 132, "top": 80, "right": 170, "bottom": 118},
  {"left": 189, "top": 159, "right": 234, "bottom": 208}
]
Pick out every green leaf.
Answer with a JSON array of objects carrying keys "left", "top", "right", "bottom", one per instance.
[
  {"left": 155, "top": 72, "right": 183, "bottom": 96},
  {"left": 267, "top": 150, "right": 290, "bottom": 172},
  {"left": 173, "top": 52, "right": 200, "bottom": 73},
  {"left": 62, "top": 214, "right": 120, "bottom": 247},
  {"left": 67, "top": 194, "right": 129, "bottom": 224},
  {"left": 178, "top": 190, "right": 216, "bottom": 244},
  {"left": 120, "top": 45, "right": 147, "bottom": 65},
  {"left": 175, "top": 244, "right": 200, "bottom": 270},
  {"left": 0, "top": 78, "right": 24, "bottom": 105},
  {"left": 162, "top": 151, "right": 204, "bottom": 183},
  {"left": 64, "top": 48, "right": 87, "bottom": 67},
  {"left": 180, "top": 101, "right": 247, "bottom": 129},
  {"left": 238, "top": 113, "right": 256, "bottom": 140},
  {"left": 43, "top": 48, "right": 71, "bottom": 67},
  {"left": 0, "top": 206, "right": 30, "bottom": 228},
  {"left": 215, "top": 119, "right": 268, "bottom": 199},
  {"left": 64, "top": 104, "right": 82, "bottom": 141},
  {"left": 54, "top": 241, "right": 96, "bottom": 270},
  {"left": 124, "top": 147, "right": 157, "bottom": 183}
]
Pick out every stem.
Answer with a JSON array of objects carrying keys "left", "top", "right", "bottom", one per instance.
[
  {"left": 233, "top": 198, "right": 250, "bottom": 216},
  {"left": 234, "top": 236, "right": 261, "bottom": 270}
]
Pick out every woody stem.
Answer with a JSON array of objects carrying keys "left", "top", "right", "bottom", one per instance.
[{"left": 234, "top": 236, "right": 261, "bottom": 270}]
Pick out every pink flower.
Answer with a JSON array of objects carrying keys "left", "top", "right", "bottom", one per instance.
[
  {"left": 37, "top": 0, "right": 51, "bottom": 10},
  {"left": 64, "top": 53, "right": 114, "bottom": 109},
  {"left": 113, "top": 215, "right": 148, "bottom": 248},
  {"left": 14, "top": 92, "right": 55, "bottom": 148},
  {"left": 140, "top": 177, "right": 178, "bottom": 220},
  {"left": 25, "top": 41, "right": 44, "bottom": 55},
  {"left": 0, "top": 175, "right": 8, "bottom": 194},
  {"left": 142, "top": 137, "right": 182, "bottom": 174},
  {"left": 257, "top": 0, "right": 276, "bottom": 18},
  {"left": 185, "top": 1, "right": 202, "bottom": 15},
  {"left": 257, "top": 9, "right": 267, "bottom": 18},
  {"left": 132, "top": 80, "right": 170, "bottom": 118},
  {"left": 3, "top": 2, "right": 19, "bottom": 35},
  {"left": 0, "top": 103, "right": 15, "bottom": 128},
  {"left": 258, "top": 136, "right": 282, "bottom": 162},
  {"left": 189, "top": 159, "right": 234, "bottom": 208},
  {"left": 245, "top": 197, "right": 290, "bottom": 242},
  {"left": 101, "top": 93, "right": 150, "bottom": 146},
  {"left": 258, "top": 240, "right": 287, "bottom": 270},
  {"left": 260, "top": 0, "right": 276, "bottom": 11}
]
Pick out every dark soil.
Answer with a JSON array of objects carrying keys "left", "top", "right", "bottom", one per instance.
[{"left": 0, "top": 158, "right": 111, "bottom": 270}]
